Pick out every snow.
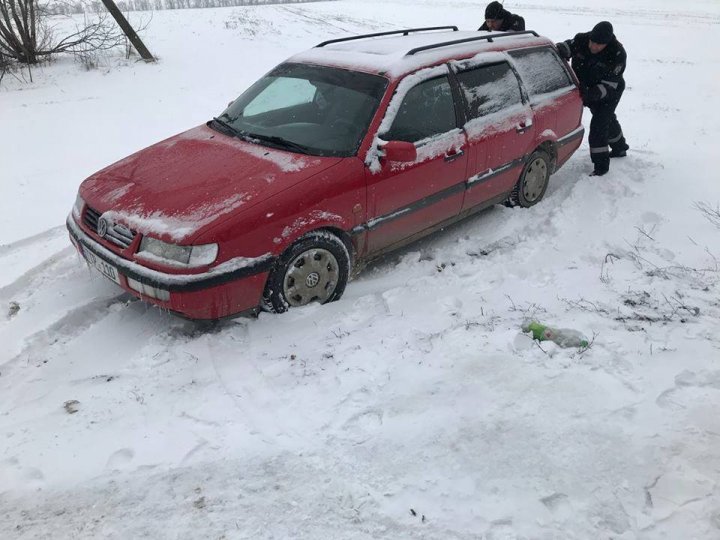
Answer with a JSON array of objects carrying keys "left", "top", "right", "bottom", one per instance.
[
  {"left": 509, "top": 46, "right": 574, "bottom": 96},
  {"left": 2, "top": 0, "right": 720, "bottom": 538},
  {"left": 210, "top": 253, "right": 273, "bottom": 273},
  {"left": 365, "top": 64, "right": 449, "bottom": 171},
  {"left": 376, "top": 64, "right": 449, "bottom": 135},
  {"left": 458, "top": 65, "right": 524, "bottom": 117},
  {"left": 397, "top": 128, "right": 465, "bottom": 171},
  {"left": 291, "top": 30, "right": 542, "bottom": 78},
  {"left": 103, "top": 192, "right": 249, "bottom": 242},
  {"left": 464, "top": 102, "right": 532, "bottom": 142},
  {"left": 237, "top": 141, "right": 317, "bottom": 172},
  {"left": 529, "top": 85, "right": 576, "bottom": 108},
  {"left": 450, "top": 50, "right": 508, "bottom": 71}
]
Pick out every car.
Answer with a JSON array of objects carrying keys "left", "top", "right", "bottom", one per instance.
[{"left": 67, "top": 26, "right": 584, "bottom": 320}]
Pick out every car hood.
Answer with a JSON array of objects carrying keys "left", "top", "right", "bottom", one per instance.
[{"left": 80, "top": 124, "right": 343, "bottom": 243}]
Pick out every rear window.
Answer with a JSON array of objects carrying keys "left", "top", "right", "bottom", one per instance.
[
  {"left": 509, "top": 47, "right": 573, "bottom": 96},
  {"left": 455, "top": 62, "right": 523, "bottom": 120}
]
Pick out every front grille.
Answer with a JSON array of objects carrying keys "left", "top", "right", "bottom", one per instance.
[
  {"left": 83, "top": 206, "right": 136, "bottom": 249},
  {"left": 106, "top": 223, "right": 135, "bottom": 248},
  {"left": 83, "top": 206, "right": 101, "bottom": 232}
]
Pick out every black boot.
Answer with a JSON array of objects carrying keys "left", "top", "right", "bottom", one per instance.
[
  {"left": 610, "top": 143, "right": 629, "bottom": 158},
  {"left": 590, "top": 154, "right": 610, "bottom": 176}
]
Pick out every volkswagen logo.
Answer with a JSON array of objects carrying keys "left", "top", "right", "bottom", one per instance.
[
  {"left": 97, "top": 217, "right": 108, "bottom": 238},
  {"left": 305, "top": 272, "right": 320, "bottom": 288}
]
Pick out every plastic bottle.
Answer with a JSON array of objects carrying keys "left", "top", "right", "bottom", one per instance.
[{"left": 522, "top": 320, "right": 589, "bottom": 348}]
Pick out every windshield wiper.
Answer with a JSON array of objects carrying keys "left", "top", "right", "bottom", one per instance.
[
  {"left": 209, "top": 120, "right": 312, "bottom": 155},
  {"left": 209, "top": 116, "right": 241, "bottom": 137},
  {"left": 242, "top": 132, "right": 311, "bottom": 155}
]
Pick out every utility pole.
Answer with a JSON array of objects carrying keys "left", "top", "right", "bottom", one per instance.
[{"left": 99, "top": 0, "right": 155, "bottom": 62}]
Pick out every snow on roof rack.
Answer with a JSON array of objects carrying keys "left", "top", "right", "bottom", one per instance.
[
  {"left": 315, "top": 27, "right": 460, "bottom": 48},
  {"left": 405, "top": 30, "right": 540, "bottom": 56}
]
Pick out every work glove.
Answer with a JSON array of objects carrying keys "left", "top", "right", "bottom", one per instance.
[{"left": 555, "top": 42, "right": 571, "bottom": 60}]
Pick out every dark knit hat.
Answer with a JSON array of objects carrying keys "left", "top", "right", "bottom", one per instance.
[
  {"left": 485, "top": 1, "right": 506, "bottom": 19},
  {"left": 590, "top": 21, "right": 614, "bottom": 44}
]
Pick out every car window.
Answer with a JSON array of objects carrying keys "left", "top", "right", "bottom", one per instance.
[
  {"left": 455, "top": 62, "right": 523, "bottom": 119},
  {"left": 384, "top": 76, "right": 457, "bottom": 144},
  {"left": 218, "top": 63, "right": 388, "bottom": 157},
  {"left": 509, "top": 47, "right": 573, "bottom": 96},
  {"left": 244, "top": 78, "right": 317, "bottom": 116}
]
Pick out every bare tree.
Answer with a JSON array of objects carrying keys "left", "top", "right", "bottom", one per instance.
[
  {"left": 0, "top": 50, "right": 9, "bottom": 81},
  {"left": 0, "top": 0, "right": 40, "bottom": 63},
  {"left": 0, "top": 0, "right": 128, "bottom": 64}
]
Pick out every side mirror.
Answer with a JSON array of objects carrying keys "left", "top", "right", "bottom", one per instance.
[{"left": 382, "top": 140, "right": 417, "bottom": 162}]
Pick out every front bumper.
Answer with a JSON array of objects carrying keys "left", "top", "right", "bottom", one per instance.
[{"left": 67, "top": 215, "right": 275, "bottom": 319}]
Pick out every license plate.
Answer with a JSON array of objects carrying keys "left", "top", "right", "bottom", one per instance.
[{"left": 85, "top": 250, "right": 121, "bottom": 285}]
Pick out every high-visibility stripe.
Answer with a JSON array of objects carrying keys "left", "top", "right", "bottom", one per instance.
[
  {"left": 596, "top": 84, "right": 608, "bottom": 99},
  {"left": 609, "top": 132, "right": 624, "bottom": 143},
  {"left": 590, "top": 146, "right": 609, "bottom": 154},
  {"left": 601, "top": 79, "right": 619, "bottom": 89}
]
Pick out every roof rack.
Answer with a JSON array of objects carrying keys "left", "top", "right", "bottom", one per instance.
[
  {"left": 316, "top": 26, "right": 459, "bottom": 48},
  {"left": 405, "top": 30, "right": 539, "bottom": 56}
]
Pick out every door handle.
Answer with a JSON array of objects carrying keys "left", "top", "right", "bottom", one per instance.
[
  {"left": 516, "top": 124, "right": 532, "bottom": 134},
  {"left": 444, "top": 149, "right": 465, "bottom": 162}
]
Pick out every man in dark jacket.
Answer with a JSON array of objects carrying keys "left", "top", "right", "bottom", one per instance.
[
  {"left": 478, "top": 2, "right": 525, "bottom": 32},
  {"left": 556, "top": 21, "right": 629, "bottom": 176}
]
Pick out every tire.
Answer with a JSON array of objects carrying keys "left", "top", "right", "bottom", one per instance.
[
  {"left": 263, "top": 231, "right": 350, "bottom": 313},
  {"left": 508, "top": 150, "right": 551, "bottom": 208}
]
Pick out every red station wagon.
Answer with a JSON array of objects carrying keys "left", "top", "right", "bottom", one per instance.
[{"left": 67, "top": 27, "right": 584, "bottom": 319}]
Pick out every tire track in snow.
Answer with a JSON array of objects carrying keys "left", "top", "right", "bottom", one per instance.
[
  {"left": 0, "top": 293, "right": 133, "bottom": 370},
  {"left": 0, "top": 246, "right": 75, "bottom": 302},
  {"left": 0, "top": 224, "right": 67, "bottom": 257},
  {"left": 0, "top": 225, "right": 72, "bottom": 292},
  {"left": 204, "top": 325, "right": 319, "bottom": 448}
]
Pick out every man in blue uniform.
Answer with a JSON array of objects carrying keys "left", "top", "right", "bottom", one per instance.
[{"left": 557, "top": 21, "right": 629, "bottom": 176}]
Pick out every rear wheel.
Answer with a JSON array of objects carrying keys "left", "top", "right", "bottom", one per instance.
[
  {"left": 508, "top": 150, "right": 551, "bottom": 208},
  {"left": 263, "top": 231, "right": 350, "bottom": 313}
]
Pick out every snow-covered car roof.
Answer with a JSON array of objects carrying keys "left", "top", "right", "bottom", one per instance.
[{"left": 289, "top": 30, "right": 552, "bottom": 79}]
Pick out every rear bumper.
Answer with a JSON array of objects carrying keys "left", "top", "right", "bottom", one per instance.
[{"left": 67, "top": 215, "right": 274, "bottom": 319}]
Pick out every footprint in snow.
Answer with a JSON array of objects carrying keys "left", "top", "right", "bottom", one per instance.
[{"left": 106, "top": 448, "right": 135, "bottom": 470}]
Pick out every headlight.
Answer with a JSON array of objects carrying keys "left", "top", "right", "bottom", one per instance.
[
  {"left": 139, "top": 237, "right": 218, "bottom": 267},
  {"left": 72, "top": 194, "right": 85, "bottom": 220}
]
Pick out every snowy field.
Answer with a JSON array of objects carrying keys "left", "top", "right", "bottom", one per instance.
[{"left": 2, "top": 0, "right": 720, "bottom": 537}]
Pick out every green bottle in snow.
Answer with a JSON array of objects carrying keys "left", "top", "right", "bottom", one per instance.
[{"left": 522, "top": 320, "right": 589, "bottom": 348}]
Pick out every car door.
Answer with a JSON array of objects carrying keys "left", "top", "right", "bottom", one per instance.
[
  {"left": 509, "top": 46, "right": 582, "bottom": 165},
  {"left": 451, "top": 60, "right": 535, "bottom": 211},
  {"left": 365, "top": 71, "right": 468, "bottom": 253}
]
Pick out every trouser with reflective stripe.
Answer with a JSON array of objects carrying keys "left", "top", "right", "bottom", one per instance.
[{"left": 588, "top": 92, "right": 627, "bottom": 172}]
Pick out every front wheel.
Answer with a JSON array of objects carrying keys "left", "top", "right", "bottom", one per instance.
[
  {"left": 263, "top": 231, "right": 350, "bottom": 313},
  {"left": 508, "top": 150, "right": 551, "bottom": 208}
]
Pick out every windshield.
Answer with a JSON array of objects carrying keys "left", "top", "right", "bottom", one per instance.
[{"left": 212, "top": 63, "right": 388, "bottom": 157}]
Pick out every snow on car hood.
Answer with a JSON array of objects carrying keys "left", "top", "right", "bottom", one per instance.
[{"left": 80, "top": 124, "right": 342, "bottom": 242}]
